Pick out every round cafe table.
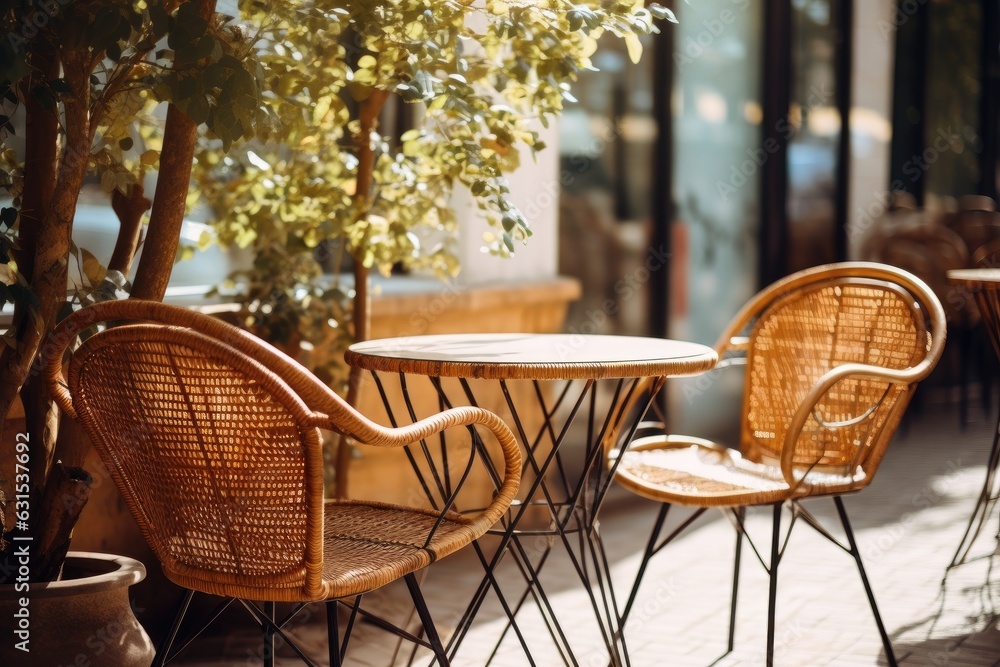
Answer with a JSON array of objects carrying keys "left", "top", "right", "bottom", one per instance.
[
  {"left": 346, "top": 333, "right": 716, "bottom": 667},
  {"left": 947, "top": 268, "right": 1000, "bottom": 568}
]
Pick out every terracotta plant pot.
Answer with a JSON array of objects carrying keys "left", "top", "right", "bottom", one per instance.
[{"left": 0, "top": 551, "right": 154, "bottom": 666}]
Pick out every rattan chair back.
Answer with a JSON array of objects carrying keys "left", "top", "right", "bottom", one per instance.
[
  {"left": 69, "top": 323, "right": 324, "bottom": 592},
  {"left": 715, "top": 263, "right": 945, "bottom": 485}
]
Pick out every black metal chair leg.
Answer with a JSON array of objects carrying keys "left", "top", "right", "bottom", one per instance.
[
  {"left": 766, "top": 503, "right": 781, "bottom": 667},
  {"left": 621, "top": 502, "right": 670, "bottom": 626},
  {"left": 153, "top": 589, "right": 194, "bottom": 667},
  {"left": 834, "top": 497, "right": 898, "bottom": 667},
  {"left": 263, "top": 601, "right": 275, "bottom": 667},
  {"left": 960, "top": 324, "right": 972, "bottom": 429},
  {"left": 979, "top": 325, "right": 992, "bottom": 416},
  {"left": 728, "top": 507, "right": 745, "bottom": 654},
  {"left": 327, "top": 601, "right": 341, "bottom": 667},
  {"left": 405, "top": 573, "right": 451, "bottom": 667}
]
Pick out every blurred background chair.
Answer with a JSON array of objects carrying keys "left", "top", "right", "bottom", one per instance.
[
  {"left": 612, "top": 263, "right": 945, "bottom": 667},
  {"left": 43, "top": 300, "right": 521, "bottom": 667},
  {"left": 943, "top": 209, "right": 1000, "bottom": 262},
  {"left": 957, "top": 194, "right": 997, "bottom": 213},
  {"left": 864, "top": 223, "right": 973, "bottom": 424}
]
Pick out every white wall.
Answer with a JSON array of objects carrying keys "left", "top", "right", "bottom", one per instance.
[{"left": 453, "top": 122, "right": 561, "bottom": 284}]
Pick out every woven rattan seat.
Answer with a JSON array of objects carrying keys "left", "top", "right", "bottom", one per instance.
[
  {"left": 614, "top": 262, "right": 945, "bottom": 667},
  {"left": 43, "top": 300, "right": 520, "bottom": 667},
  {"left": 318, "top": 500, "right": 475, "bottom": 599},
  {"left": 615, "top": 435, "right": 863, "bottom": 505}
]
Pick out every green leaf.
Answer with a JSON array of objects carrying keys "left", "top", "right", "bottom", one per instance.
[
  {"left": 649, "top": 4, "right": 679, "bottom": 24},
  {"left": 0, "top": 207, "right": 15, "bottom": 229},
  {"left": 501, "top": 213, "right": 517, "bottom": 232},
  {"left": 194, "top": 36, "right": 217, "bottom": 61},
  {"left": 80, "top": 248, "right": 107, "bottom": 286},
  {"left": 503, "top": 233, "right": 515, "bottom": 253},
  {"left": 400, "top": 129, "right": 423, "bottom": 143},
  {"left": 625, "top": 33, "right": 643, "bottom": 65},
  {"left": 347, "top": 81, "right": 373, "bottom": 102},
  {"left": 48, "top": 78, "right": 72, "bottom": 94},
  {"left": 149, "top": 2, "right": 170, "bottom": 36},
  {"left": 186, "top": 95, "right": 210, "bottom": 125},
  {"left": 175, "top": 75, "right": 197, "bottom": 101},
  {"left": 202, "top": 62, "right": 228, "bottom": 89},
  {"left": 119, "top": 137, "right": 134, "bottom": 151},
  {"left": 397, "top": 83, "right": 422, "bottom": 102},
  {"left": 104, "top": 269, "right": 129, "bottom": 289},
  {"left": 86, "top": 7, "right": 122, "bottom": 52},
  {"left": 174, "top": 2, "right": 209, "bottom": 41},
  {"left": 0, "top": 263, "right": 15, "bottom": 286},
  {"left": 100, "top": 171, "right": 116, "bottom": 193}
]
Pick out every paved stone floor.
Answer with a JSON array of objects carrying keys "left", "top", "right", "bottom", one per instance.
[{"left": 172, "top": 399, "right": 1000, "bottom": 666}]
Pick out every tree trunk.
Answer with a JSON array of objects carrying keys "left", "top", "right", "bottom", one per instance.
[
  {"left": 0, "top": 37, "right": 58, "bottom": 446},
  {"left": 109, "top": 183, "right": 151, "bottom": 276},
  {"left": 334, "top": 90, "right": 388, "bottom": 498},
  {"left": 24, "top": 48, "right": 93, "bottom": 494},
  {"left": 13, "top": 38, "right": 58, "bottom": 284},
  {"left": 130, "top": 0, "right": 217, "bottom": 301},
  {"left": 128, "top": 105, "right": 196, "bottom": 301},
  {"left": 30, "top": 463, "right": 93, "bottom": 581},
  {"left": 0, "top": 45, "right": 95, "bottom": 583}
]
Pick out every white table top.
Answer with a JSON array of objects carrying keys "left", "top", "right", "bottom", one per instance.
[
  {"left": 346, "top": 333, "right": 718, "bottom": 380},
  {"left": 947, "top": 268, "right": 1000, "bottom": 286}
]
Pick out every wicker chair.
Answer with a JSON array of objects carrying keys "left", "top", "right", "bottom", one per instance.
[
  {"left": 42, "top": 300, "right": 521, "bottom": 667},
  {"left": 865, "top": 222, "right": 973, "bottom": 425},
  {"left": 945, "top": 209, "right": 1000, "bottom": 260},
  {"left": 613, "top": 262, "right": 945, "bottom": 667}
]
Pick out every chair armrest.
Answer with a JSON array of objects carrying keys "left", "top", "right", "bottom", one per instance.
[
  {"left": 308, "top": 406, "right": 521, "bottom": 540},
  {"left": 778, "top": 360, "right": 930, "bottom": 486}
]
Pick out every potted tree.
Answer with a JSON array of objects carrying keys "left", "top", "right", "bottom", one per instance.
[{"left": 0, "top": 0, "right": 270, "bottom": 660}]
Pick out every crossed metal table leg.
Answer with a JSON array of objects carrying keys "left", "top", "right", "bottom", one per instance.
[
  {"left": 948, "top": 279, "right": 1000, "bottom": 570},
  {"left": 367, "top": 371, "right": 661, "bottom": 667}
]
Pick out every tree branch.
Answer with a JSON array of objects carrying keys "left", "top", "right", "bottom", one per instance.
[
  {"left": 335, "top": 89, "right": 389, "bottom": 498},
  {"left": 14, "top": 37, "right": 58, "bottom": 283},
  {"left": 109, "top": 183, "right": 151, "bottom": 276},
  {"left": 130, "top": 0, "right": 218, "bottom": 301}
]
